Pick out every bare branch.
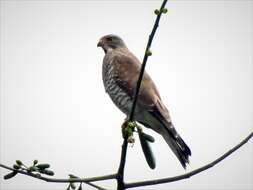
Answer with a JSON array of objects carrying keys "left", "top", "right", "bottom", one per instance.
[
  {"left": 84, "top": 182, "right": 108, "bottom": 190},
  {"left": 115, "top": 1, "right": 169, "bottom": 189},
  {"left": 128, "top": 0, "right": 168, "bottom": 121},
  {"left": 1, "top": 132, "right": 252, "bottom": 189},
  {"left": 124, "top": 131, "right": 253, "bottom": 188},
  {"left": 116, "top": 139, "right": 128, "bottom": 190},
  {"left": 0, "top": 163, "right": 114, "bottom": 190}
]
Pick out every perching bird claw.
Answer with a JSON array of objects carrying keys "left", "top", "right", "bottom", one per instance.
[{"left": 121, "top": 120, "right": 136, "bottom": 139}]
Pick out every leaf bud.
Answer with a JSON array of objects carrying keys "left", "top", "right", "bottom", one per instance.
[
  {"left": 16, "top": 160, "right": 23, "bottom": 166},
  {"left": 162, "top": 8, "right": 168, "bottom": 14},
  {"left": 154, "top": 9, "right": 160, "bottom": 15}
]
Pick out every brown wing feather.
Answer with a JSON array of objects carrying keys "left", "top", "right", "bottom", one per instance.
[{"left": 113, "top": 49, "right": 164, "bottom": 111}]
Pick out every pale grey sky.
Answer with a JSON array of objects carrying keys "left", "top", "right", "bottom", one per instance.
[{"left": 0, "top": 1, "right": 252, "bottom": 190}]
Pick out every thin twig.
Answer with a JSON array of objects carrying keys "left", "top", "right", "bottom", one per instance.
[
  {"left": 1, "top": 132, "right": 252, "bottom": 189},
  {"left": 85, "top": 182, "right": 108, "bottom": 190},
  {"left": 116, "top": 138, "right": 129, "bottom": 190},
  {"left": 116, "top": 1, "right": 168, "bottom": 189},
  {"left": 124, "top": 131, "right": 253, "bottom": 188},
  {"left": 128, "top": 0, "right": 168, "bottom": 121},
  {"left": 0, "top": 163, "right": 116, "bottom": 184}
]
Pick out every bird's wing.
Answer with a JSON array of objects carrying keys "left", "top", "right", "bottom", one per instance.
[
  {"left": 113, "top": 50, "right": 191, "bottom": 168},
  {"left": 112, "top": 49, "right": 171, "bottom": 121}
]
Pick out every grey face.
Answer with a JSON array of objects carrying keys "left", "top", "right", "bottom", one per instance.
[{"left": 97, "top": 34, "right": 126, "bottom": 53}]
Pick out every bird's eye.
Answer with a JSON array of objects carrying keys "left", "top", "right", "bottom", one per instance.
[{"left": 107, "top": 37, "right": 113, "bottom": 41}]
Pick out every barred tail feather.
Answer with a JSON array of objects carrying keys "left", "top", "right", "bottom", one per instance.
[
  {"left": 162, "top": 126, "right": 191, "bottom": 169},
  {"left": 162, "top": 122, "right": 191, "bottom": 169},
  {"left": 137, "top": 110, "right": 191, "bottom": 169}
]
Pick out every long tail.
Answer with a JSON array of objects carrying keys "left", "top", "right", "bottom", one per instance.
[
  {"left": 162, "top": 122, "right": 191, "bottom": 169},
  {"left": 137, "top": 108, "right": 191, "bottom": 169}
]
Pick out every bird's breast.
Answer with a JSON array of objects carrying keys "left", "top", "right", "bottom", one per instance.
[{"left": 102, "top": 59, "right": 132, "bottom": 115}]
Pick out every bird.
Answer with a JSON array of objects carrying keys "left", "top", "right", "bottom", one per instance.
[{"left": 97, "top": 34, "right": 191, "bottom": 169}]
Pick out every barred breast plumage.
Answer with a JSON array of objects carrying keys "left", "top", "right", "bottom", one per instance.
[{"left": 102, "top": 50, "right": 132, "bottom": 114}]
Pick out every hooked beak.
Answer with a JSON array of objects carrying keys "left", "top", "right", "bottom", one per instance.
[{"left": 97, "top": 39, "right": 103, "bottom": 47}]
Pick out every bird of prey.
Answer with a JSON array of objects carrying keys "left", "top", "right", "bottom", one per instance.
[{"left": 97, "top": 34, "right": 191, "bottom": 168}]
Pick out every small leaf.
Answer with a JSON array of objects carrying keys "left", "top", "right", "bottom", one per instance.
[
  {"left": 4, "top": 172, "right": 18, "bottom": 180},
  {"left": 154, "top": 9, "right": 160, "bottom": 15},
  {"left": 142, "top": 132, "right": 155, "bottom": 143},
  {"left": 16, "top": 160, "right": 23, "bottom": 166},
  {"left": 33, "top": 160, "right": 38, "bottom": 165},
  {"left": 28, "top": 166, "right": 39, "bottom": 172},
  {"left": 37, "top": 164, "right": 50, "bottom": 170},
  {"left": 70, "top": 183, "right": 76, "bottom": 189},
  {"left": 40, "top": 169, "right": 54, "bottom": 176},
  {"left": 13, "top": 164, "right": 20, "bottom": 170},
  {"left": 139, "top": 132, "right": 156, "bottom": 169},
  {"left": 162, "top": 8, "right": 168, "bottom": 14},
  {"left": 44, "top": 170, "right": 54, "bottom": 176}
]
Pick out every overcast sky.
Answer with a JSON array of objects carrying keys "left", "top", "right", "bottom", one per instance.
[{"left": 0, "top": 1, "right": 252, "bottom": 190}]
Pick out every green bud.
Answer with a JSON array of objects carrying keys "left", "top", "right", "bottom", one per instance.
[
  {"left": 4, "top": 172, "right": 18, "bottom": 180},
  {"left": 16, "top": 160, "right": 23, "bottom": 166},
  {"left": 33, "top": 160, "right": 38, "bottom": 165},
  {"left": 146, "top": 49, "right": 152, "bottom": 56},
  {"left": 13, "top": 164, "right": 20, "bottom": 170},
  {"left": 28, "top": 166, "right": 39, "bottom": 172},
  {"left": 45, "top": 170, "right": 54, "bottom": 176},
  {"left": 162, "top": 8, "right": 168, "bottom": 14},
  {"left": 37, "top": 164, "right": 50, "bottom": 170},
  {"left": 127, "top": 121, "right": 136, "bottom": 129},
  {"left": 154, "top": 9, "right": 160, "bottom": 15}
]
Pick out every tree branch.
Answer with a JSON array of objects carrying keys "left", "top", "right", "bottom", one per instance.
[
  {"left": 116, "top": 138, "right": 128, "bottom": 190},
  {"left": 116, "top": 1, "right": 168, "bottom": 189},
  {"left": 1, "top": 132, "right": 252, "bottom": 189},
  {"left": 124, "top": 131, "right": 253, "bottom": 188},
  {"left": 128, "top": 0, "right": 168, "bottom": 121},
  {"left": 84, "top": 182, "right": 108, "bottom": 190},
  {"left": 0, "top": 163, "right": 115, "bottom": 190}
]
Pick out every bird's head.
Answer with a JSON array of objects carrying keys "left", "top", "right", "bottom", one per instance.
[{"left": 97, "top": 34, "right": 126, "bottom": 53}]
